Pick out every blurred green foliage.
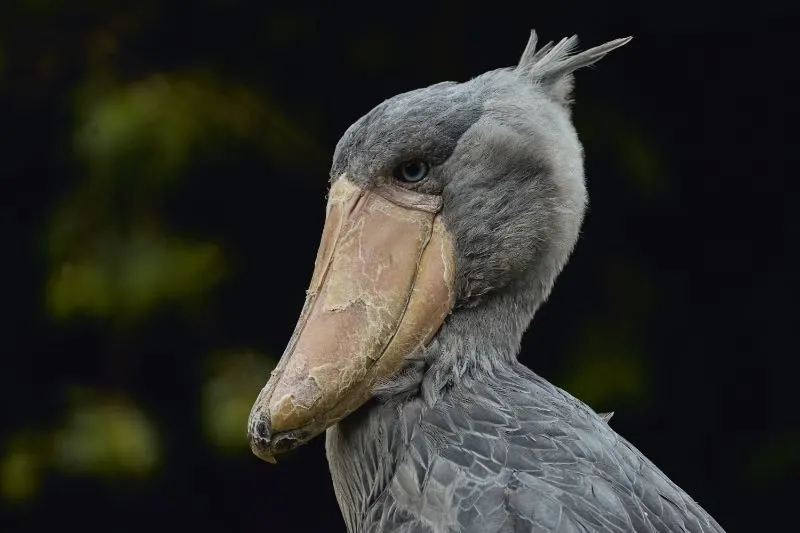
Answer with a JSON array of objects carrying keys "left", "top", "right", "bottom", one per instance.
[
  {"left": 47, "top": 228, "right": 225, "bottom": 319},
  {"left": 1, "top": 349, "right": 274, "bottom": 504},
  {"left": 44, "top": 69, "right": 320, "bottom": 321},
  {"left": 1, "top": 390, "right": 161, "bottom": 503},
  {"left": 1, "top": 434, "right": 41, "bottom": 504},
  {"left": 562, "top": 258, "right": 652, "bottom": 409},
  {"left": 72, "top": 73, "right": 317, "bottom": 182},
  {"left": 1, "top": 2, "right": 318, "bottom": 506},
  {"left": 202, "top": 352, "right": 274, "bottom": 453},
  {"left": 747, "top": 430, "right": 800, "bottom": 485},
  {"left": 52, "top": 389, "right": 160, "bottom": 477},
  {"left": 576, "top": 108, "right": 666, "bottom": 197}
]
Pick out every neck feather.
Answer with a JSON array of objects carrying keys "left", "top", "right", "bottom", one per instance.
[
  {"left": 325, "top": 244, "right": 572, "bottom": 529},
  {"left": 374, "top": 257, "right": 561, "bottom": 406}
]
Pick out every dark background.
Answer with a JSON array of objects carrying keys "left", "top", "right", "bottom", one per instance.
[{"left": 1, "top": 1, "right": 797, "bottom": 531}]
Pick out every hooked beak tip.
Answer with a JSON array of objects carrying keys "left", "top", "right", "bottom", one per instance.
[
  {"left": 257, "top": 450, "right": 278, "bottom": 464},
  {"left": 247, "top": 415, "right": 309, "bottom": 463},
  {"left": 248, "top": 419, "right": 278, "bottom": 464}
]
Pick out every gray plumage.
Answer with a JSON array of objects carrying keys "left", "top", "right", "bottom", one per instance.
[{"left": 323, "top": 31, "right": 725, "bottom": 532}]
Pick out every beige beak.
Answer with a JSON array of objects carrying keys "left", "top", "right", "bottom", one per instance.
[{"left": 248, "top": 176, "right": 455, "bottom": 460}]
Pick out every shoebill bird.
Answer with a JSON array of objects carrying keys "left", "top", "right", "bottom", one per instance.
[{"left": 248, "top": 31, "right": 726, "bottom": 533}]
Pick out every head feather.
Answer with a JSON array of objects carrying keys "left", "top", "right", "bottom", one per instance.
[{"left": 516, "top": 30, "right": 632, "bottom": 105}]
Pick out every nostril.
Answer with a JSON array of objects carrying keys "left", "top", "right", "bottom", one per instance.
[{"left": 255, "top": 420, "right": 270, "bottom": 439}]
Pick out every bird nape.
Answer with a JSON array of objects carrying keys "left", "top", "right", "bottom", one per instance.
[{"left": 248, "top": 30, "right": 726, "bottom": 533}]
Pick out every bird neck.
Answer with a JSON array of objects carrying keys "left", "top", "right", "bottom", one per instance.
[
  {"left": 436, "top": 280, "right": 540, "bottom": 374},
  {"left": 324, "top": 333, "right": 543, "bottom": 530},
  {"left": 325, "top": 394, "right": 428, "bottom": 531},
  {"left": 374, "top": 263, "right": 554, "bottom": 406},
  {"left": 324, "top": 266, "right": 561, "bottom": 529}
]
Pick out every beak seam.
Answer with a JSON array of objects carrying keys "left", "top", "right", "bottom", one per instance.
[{"left": 366, "top": 213, "right": 436, "bottom": 367}]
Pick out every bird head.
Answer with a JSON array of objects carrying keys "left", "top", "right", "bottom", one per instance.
[{"left": 248, "top": 31, "right": 631, "bottom": 462}]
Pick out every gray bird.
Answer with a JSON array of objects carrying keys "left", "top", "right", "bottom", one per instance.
[{"left": 248, "top": 31, "right": 726, "bottom": 533}]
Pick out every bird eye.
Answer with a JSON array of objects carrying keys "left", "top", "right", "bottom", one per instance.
[{"left": 393, "top": 160, "right": 429, "bottom": 183}]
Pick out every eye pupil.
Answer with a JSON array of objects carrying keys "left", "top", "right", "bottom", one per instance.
[{"left": 395, "top": 160, "right": 429, "bottom": 183}]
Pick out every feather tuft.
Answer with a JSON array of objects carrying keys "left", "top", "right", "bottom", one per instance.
[{"left": 516, "top": 30, "right": 632, "bottom": 105}]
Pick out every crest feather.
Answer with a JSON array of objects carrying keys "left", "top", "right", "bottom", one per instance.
[{"left": 516, "top": 30, "right": 632, "bottom": 105}]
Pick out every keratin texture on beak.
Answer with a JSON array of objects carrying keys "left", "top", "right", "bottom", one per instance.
[{"left": 248, "top": 176, "right": 455, "bottom": 461}]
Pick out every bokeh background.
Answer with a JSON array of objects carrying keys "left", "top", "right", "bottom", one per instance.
[{"left": 2, "top": 1, "right": 797, "bottom": 531}]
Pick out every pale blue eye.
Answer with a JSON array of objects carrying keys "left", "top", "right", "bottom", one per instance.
[{"left": 394, "top": 160, "right": 429, "bottom": 183}]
